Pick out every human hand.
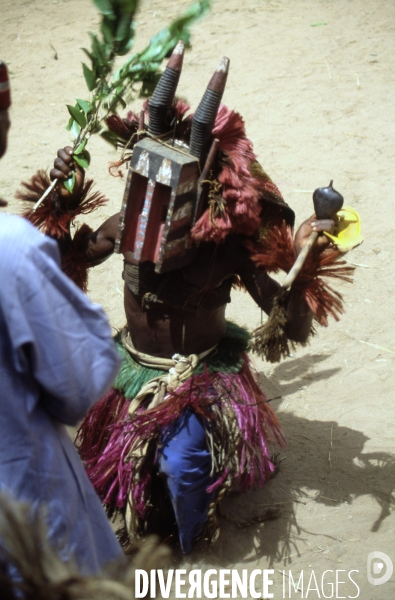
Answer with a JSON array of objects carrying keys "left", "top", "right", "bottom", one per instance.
[
  {"left": 50, "top": 146, "right": 85, "bottom": 207},
  {"left": 294, "top": 214, "right": 335, "bottom": 255}
]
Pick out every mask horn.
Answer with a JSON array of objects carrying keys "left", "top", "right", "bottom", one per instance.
[
  {"left": 148, "top": 41, "right": 185, "bottom": 137},
  {"left": 189, "top": 57, "right": 229, "bottom": 162}
]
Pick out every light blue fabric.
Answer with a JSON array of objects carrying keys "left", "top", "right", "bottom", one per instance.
[
  {"left": 158, "top": 409, "right": 214, "bottom": 554},
  {"left": 0, "top": 213, "right": 124, "bottom": 574}
]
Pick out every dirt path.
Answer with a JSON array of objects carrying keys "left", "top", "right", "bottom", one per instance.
[{"left": 1, "top": 0, "right": 395, "bottom": 597}]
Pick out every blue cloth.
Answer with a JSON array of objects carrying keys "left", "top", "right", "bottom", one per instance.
[
  {"left": 158, "top": 409, "right": 214, "bottom": 554},
  {"left": 0, "top": 213, "right": 124, "bottom": 574}
]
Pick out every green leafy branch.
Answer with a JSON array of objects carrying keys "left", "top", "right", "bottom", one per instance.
[
  {"left": 61, "top": 0, "right": 211, "bottom": 193},
  {"left": 33, "top": 0, "right": 210, "bottom": 207}
]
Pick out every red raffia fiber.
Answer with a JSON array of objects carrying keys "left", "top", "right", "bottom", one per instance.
[
  {"left": 248, "top": 221, "right": 355, "bottom": 326},
  {"left": 191, "top": 104, "right": 283, "bottom": 243},
  {"left": 75, "top": 388, "right": 129, "bottom": 463},
  {"left": 60, "top": 224, "right": 93, "bottom": 292},
  {"left": 76, "top": 359, "right": 284, "bottom": 518},
  {"left": 18, "top": 170, "right": 108, "bottom": 238},
  {"left": 17, "top": 170, "right": 108, "bottom": 291}
]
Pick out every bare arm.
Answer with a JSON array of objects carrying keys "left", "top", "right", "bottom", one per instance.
[{"left": 83, "top": 213, "right": 120, "bottom": 266}]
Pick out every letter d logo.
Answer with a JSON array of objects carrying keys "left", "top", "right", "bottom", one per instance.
[{"left": 367, "top": 551, "right": 393, "bottom": 586}]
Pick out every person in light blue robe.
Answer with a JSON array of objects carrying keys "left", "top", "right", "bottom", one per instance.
[
  {"left": 0, "top": 61, "right": 125, "bottom": 574},
  {"left": 0, "top": 212, "right": 125, "bottom": 574}
]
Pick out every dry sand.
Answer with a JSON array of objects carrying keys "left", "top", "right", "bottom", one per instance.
[{"left": 1, "top": 0, "right": 395, "bottom": 597}]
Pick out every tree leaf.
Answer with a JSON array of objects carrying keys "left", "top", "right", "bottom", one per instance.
[
  {"left": 119, "top": 0, "right": 139, "bottom": 12},
  {"left": 115, "top": 14, "right": 132, "bottom": 42},
  {"left": 139, "top": 72, "right": 162, "bottom": 97},
  {"left": 118, "top": 96, "right": 127, "bottom": 109},
  {"left": 137, "top": 0, "right": 211, "bottom": 64},
  {"left": 81, "top": 47, "right": 94, "bottom": 62},
  {"left": 91, "top": 122, "right": 103, "bottom": 134},
  {"left": 89, "top": 33, "right": 106, "bottom": 64},
  {"left": 101, "top": 16, "right": 115, "bottom": 44},
  {"left": 63, "top": 171, "right": 76, "bottom": 194},
  {"left": 105, "top": 93, "right": 120, "bottom": 112},
  {"left": 93, "top": 0, "right": 114, "bottom": 16},
  {"left": 73, "top": 150, "right": 91, "bottom": 169},
  {"left": 117, "top": 35, "right": 135, "bottom": 56},
  {"left": 74, "top": 139, "right": 88, "bottom": 155},
  {"left": 76, "top": 98, "right": 92, "bottom": 116},
  {"left": 100, "top": 130, "right": 119, "bottom": 148},
  {"left": 66, "top": 116, "right": 74, "bottom": 131},
  {"left": 71, "top": 120, "right": 81, "bottom": 140},
  {"left": 82, "top": 63, "right": 97, "bottom": 91},
  {"left": 67, "top": 104, "right": 87, "bottom": 129},
  {"left": 128, "top": 61, "right": 158, "bottom": 78}
]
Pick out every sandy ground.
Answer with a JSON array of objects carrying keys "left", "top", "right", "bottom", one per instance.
[{"left": 1, "top": 0, "right": 395, "bottom": 597}]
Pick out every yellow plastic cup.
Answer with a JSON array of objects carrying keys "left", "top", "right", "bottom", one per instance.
[{"left": 324, "top": 206, "right": 363, "bottom": 253}]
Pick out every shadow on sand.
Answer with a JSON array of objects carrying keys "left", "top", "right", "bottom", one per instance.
[{"left": 183, "top": 352, "right": 395, "bottom": 567}]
